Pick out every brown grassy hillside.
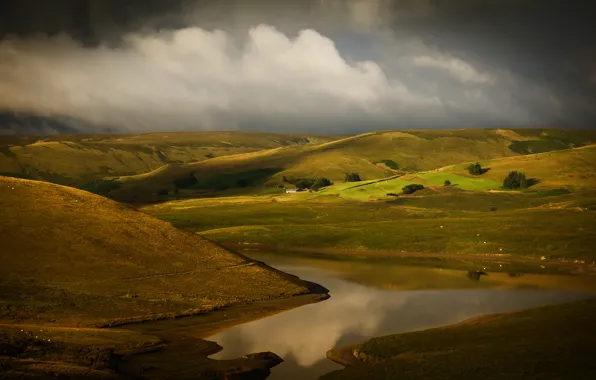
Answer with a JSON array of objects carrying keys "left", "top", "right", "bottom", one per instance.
[{"left": 0, "top": 176, "right": 311, "bottom": 327}]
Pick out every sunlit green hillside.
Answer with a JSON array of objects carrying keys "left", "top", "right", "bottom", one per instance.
[{"left": 104, "top": 129, "right": 596, "bottom": 203}]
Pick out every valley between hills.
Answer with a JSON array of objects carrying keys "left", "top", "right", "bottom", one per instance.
[{"left": 2, "top": 128, "right": 596, "bottom": 379}]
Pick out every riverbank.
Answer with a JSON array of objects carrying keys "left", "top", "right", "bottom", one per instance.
[
  {"left": 225, "top": 243, "right": 596, "bottom": 275},
  {"left": 324, "top": 299, "right": 596, "bottom": 380}
]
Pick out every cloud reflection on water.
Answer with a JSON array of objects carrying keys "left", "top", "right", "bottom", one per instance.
[{"left": 208, "top": 262, "right": 593, "bottom": 379}]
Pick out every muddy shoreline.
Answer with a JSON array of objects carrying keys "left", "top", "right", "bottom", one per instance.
[
  {"left": 116, "top": 292, "right": 330, "bottom": 379},
  {"left": 1, "top": 290, "right": 329, "bottom": 379}
]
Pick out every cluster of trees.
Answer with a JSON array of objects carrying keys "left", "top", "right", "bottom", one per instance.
[
  {"left": 295, "top": 178, "right": 314, "bottom": 190},
  {"left": 312, "top": 178, "right": 332, "bottom": 190},
  {"left": 468, "top": 162, "right": 484, "bottom": 175},
  {"left": 345, "top": 172, "right": 362, "bottom": 182},
  {"left": 503, "top": 171, "right": 529, "bottom": 189},
  {"left": 294, "top": 177, "right": 333, "bottom": 191},
  {"left": 402, "top": 184, "right": 425, "bottom": 194},
  {"left": 281, "top": 172, "right": 366, "bottom": 191}
]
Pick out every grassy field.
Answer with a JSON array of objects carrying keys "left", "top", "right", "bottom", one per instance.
[
  {"left": 0, "top": 131, "right": 341, "bottom": 187},
  {"left": 102, "top": 129, "right": 596, "bottom": 203},
  {"left": 141, "top": 186, "right": 596, "bottom": 262},
  {"left": 323, "top": 299, "right": 596, "bottom": 380},
  {"left": 139, "top": 145, "right": 596, "bottom": 262},
  {"left": 319, "top": 173, "right": 502, "bottom": 201},
  {"left": 0, "top": 176, "right": 315, "bottom": 327}
]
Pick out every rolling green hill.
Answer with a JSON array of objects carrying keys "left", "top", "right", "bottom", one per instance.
[
  {"left": 0, "top": 176, "right": 312, "bottom": 327},
  {"left": 0, "top": 131, "right": 341, "bottom": 187},
  {"left": 102, "top": 129, "right": 596, "bottom": 203},
  {"left": 439, "top": 144, "right": 596, "bottom": 190}
]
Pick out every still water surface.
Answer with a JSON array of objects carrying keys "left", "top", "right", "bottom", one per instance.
[{"left": 208, "top": 253, "right": 596, "bottom": 380}]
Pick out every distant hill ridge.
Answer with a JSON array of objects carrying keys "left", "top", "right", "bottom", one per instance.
[
  {"left": 0, "top": 128, "right": 343, "bottom": 186},
  {"left": 99, "top": 128, "right": 596, "bottom": 202}
]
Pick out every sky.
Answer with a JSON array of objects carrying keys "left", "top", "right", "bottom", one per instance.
[{"left": 0, "top": 0, "right": 595, "bottom": 134}]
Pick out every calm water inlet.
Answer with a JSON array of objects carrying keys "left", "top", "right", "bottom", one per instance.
[{"left": 208, "top": 253, "right": 596, "bottom": 380}]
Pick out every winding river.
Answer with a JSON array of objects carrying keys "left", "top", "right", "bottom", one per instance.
[{"left": 207, "top": 252, "right": 596, "bottom": 379}]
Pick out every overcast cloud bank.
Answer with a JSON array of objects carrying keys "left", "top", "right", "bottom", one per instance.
[{"left": 0, "top": 22, "right": 565, "bottom": 133}]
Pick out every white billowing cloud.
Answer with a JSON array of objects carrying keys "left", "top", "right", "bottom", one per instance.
[
  {"left": 0, "top": 24, "right": 560, "bottom": 133},
  {"left": 413, "top": 54, "right": 496, "bottom": 84}
]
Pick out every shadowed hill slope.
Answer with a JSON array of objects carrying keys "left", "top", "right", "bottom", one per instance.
[
  {"left": 0, "top": 176, "right": 313, "bottom": 327},
  {"left": 103, "top": 129, "right": 596, "bottom": 203},
  {"left": 0, "top": 131, "right": 341, "bottom": 186}
]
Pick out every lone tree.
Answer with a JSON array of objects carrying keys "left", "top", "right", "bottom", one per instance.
[
  {"left": 468, "top": 162, "right": 484, "bottom": 176},
  {"left": 503, "top": 171, "right": 529, "bottom": 189},
  {"left": 312, "top": 178, "right": 332, "bottom": 191},
  {"left": 345, "top": 172, "right": 362, "bottom": 182},
  {"left": 444, "top": 180, "right": 452, "bottom": 187},
  {"left": 402, "top": 184, "right": 424, "bottom": 194}
]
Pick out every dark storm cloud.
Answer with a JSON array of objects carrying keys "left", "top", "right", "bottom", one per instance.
[{"left": 0, "top": 0, "right": 594, "bottom": 134}]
